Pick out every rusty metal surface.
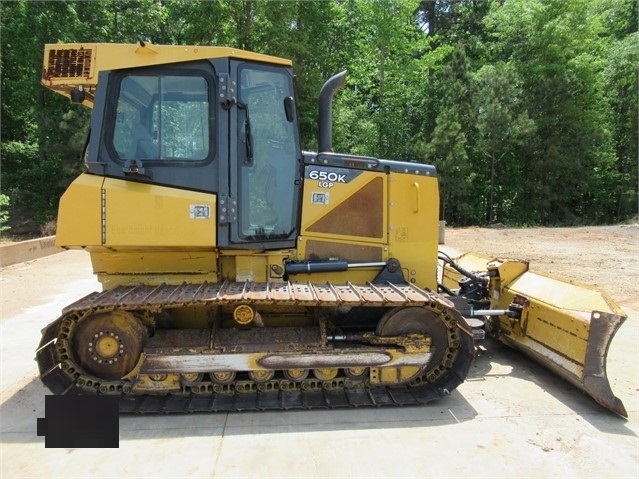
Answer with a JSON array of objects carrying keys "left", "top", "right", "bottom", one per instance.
[
  {"left": 63, "top": 280, "right": 434, "bottom": 312},
  {"left": 583, "top": 312, "right": 626, "bottom": 380},
  {"left": 214, "top": 327, "right": 323, "bottom": 353}
]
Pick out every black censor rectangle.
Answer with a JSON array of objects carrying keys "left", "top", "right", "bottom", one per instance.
[{"left": 37, "top": 395, "right": 119, "bottom": 448}]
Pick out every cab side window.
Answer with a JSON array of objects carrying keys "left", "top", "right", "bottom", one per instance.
[{"left": 112, "top": 73, "right": 211, "bottom": 163}]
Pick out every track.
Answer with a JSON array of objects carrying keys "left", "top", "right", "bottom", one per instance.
[{"left": 36, "top": 281, "right": 476, "bottom": 414}]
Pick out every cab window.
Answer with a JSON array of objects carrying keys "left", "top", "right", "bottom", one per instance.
[{"left": 112, "top": 73, "right": 212, "bottom": 163}]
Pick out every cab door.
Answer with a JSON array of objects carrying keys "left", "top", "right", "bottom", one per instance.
[{"left": 226, "top": 60, "right": 302, "bottom": 249}]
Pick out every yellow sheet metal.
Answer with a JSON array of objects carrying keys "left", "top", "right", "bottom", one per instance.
[
  {"left": 444, "top": 252, "right": 627, "bottom": 417},
  {"left": 42, "top": 42, "right": 292, "bottom": 107}
]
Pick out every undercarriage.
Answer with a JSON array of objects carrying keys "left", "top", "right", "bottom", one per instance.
[{"left": 36, "top": 281, "right": 476, "bottom": 413}]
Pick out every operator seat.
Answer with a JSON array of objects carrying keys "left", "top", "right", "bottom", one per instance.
[{"left": 133, "top": 123, "right": 158, "bottom": 159}]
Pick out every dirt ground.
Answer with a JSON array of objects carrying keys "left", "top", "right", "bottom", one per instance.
[{"left": 445, "top": 225, "right": 639, "bottom": 308}]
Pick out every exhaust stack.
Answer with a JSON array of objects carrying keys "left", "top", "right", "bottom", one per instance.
[{"left": 318, "top": 70, "right": 347, "bottom": 152}]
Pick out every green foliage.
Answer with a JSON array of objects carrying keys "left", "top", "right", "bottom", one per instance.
[
  {"left": 1, "top": 141, "right": 70, "bottom": 225},
  {"left": 0, "top": 195, "right": 11, "bottom": 233},
  {"left": 474, "top": 63, "right": 536, "bottom": 224},
  {"left": 479, "top": 0, "right": 631, "bottom": 225},
  {"left": 602, "top": 31, "right": 639, "bottom": 220},
  {"left": 0, "top": 0, "right": 636, "bottom": 230}
]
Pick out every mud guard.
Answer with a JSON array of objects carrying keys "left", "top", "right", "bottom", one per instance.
[{"left": 442, "top": 252, "right": 627, "bottom": 417}]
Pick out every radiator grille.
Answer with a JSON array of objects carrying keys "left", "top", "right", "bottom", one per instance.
[{"left": 46, "top": 48, "right": 93, "bottom": 79}]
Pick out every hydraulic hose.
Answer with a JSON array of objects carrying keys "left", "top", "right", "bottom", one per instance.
[{"left": 437, "top": 252, "right": 485, "bottom": 284}]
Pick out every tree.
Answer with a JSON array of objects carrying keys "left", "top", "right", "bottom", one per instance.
[
  {"left": 598, "top": 0, "right": 639, "bottom": 220},
  {"left": 474, "top": 64, "right": 535, "bottom": 223},
  {"left": 0, "top": 194, "right": 11, "bottom": 235},
  {"left": 331, "top": 0, "right": 444, "bottom": 161},
  {"left": 1, "top": 1, "right": 91, "bottom": 227},
  {"left": 604, "top": 32, "right": 639, "bottom": 221},
  {"left": 0, "top": 0, "right": 635, "bottom": 232},
  {"left": 485, "top": 0, "right": 619, "bottom": 224},
  {"left": 424, "top": 43, "right": 482, "bottom": 225}
]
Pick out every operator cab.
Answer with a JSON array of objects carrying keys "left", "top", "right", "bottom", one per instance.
[{"left": 85, "top": 58, "right": 302, "bottom": 249}]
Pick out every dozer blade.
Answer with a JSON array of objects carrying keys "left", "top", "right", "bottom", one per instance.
[{"left": 443, "top": 252, "right": 628, "bottom": 417}]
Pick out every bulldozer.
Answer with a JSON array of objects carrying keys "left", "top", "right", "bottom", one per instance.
[{"left": 36, "top": 42, "right": 627, "bottom": 416}]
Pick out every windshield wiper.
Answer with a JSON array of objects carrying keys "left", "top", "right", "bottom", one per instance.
[{"left": 238, "top": 102, "right": 253, "bottom": 165}]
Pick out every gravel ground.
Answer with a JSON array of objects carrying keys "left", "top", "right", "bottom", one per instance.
[{"left": 445, "top": 225, "right": 639, "bottom": 307}]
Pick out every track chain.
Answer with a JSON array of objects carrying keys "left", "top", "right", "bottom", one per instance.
[{"left": 36, "top": 281, "right": 476, "bottom": 414}]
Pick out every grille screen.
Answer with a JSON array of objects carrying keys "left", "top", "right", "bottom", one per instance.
[{"left": 46, "top": 48, "right": 93, "bottom": 79}]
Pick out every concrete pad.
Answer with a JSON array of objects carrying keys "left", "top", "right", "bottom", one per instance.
[{"left": 1, "top": 250, "right": 637, "bottom": 479}]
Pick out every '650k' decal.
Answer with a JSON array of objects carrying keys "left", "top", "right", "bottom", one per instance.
[{"left": 306, "top": 167, "right": 360, "bottom": 189}]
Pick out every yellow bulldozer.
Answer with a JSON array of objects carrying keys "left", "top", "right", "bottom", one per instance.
[{"left": 36, "top": 42, "right": 626, "bottom": 416}]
